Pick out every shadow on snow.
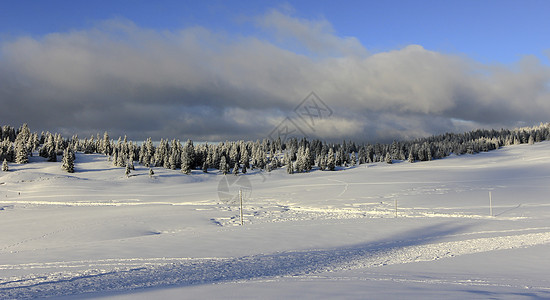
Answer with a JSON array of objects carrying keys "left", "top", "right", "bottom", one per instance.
[{"left": 2, "top": 222, "right": 475, "bottom": 299}]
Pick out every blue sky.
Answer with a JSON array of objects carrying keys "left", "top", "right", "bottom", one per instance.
[
  {"left": 1, "top": 1, "right": 549, "bottom": 141},
  {"left": 2, "top": 0, "right": 548, "bottom": 64}
]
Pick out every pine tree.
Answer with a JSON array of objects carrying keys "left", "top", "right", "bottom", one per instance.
[
  {"left": 61, "top": 147, "right": 75, "bottom": 173},
  {"left": 408, "top": 150, "right": 415, "bottom": 163},
  {"left": 116, "top": 149, "right": 126, "bottom": 167},
  {"left": 128, "top": 157, "right": 135, "bottom": 171},
  {"left": 242, "top": 163, "right": 247, "bottom": 174},
  {"left": 202, "top": 161, "right": 208, "bottom": 173},
  {"left": 240, "top": 145, "right": 250, "bottom": 169},
  {"left": 294, "top": 146, "right": 304, "bottom": 172},
  {"left": 528, "top": 135, "right": 535, "bottom": 145},
  {"left": 149, "top": 167, "right": 154, "bottom": 178},
  {"left": 327, "top": 148, "right": 335, "bottom": 171},
  {"left": 385, "top": 152, "right": 393, "bottom": 164},
  {"left": 318, "top": 155, "right": 327, "bottom": 171},
  {"left": 14, "top": 140, "right": 28, "bottom": 164},
  {"left": 286, "top": 154, "right": 294, "bottom": 174},
  {"left": 229, "top": 143, "right": 240, "bottom": 167},
  {"left": 141, "top": 138, "right": 154, "bottom": 167},
  {"left": 125, "top": 162, "right": 131, "bottom": 177},
  {"left": 304, "top": 147, "right": 312, "bottom": 172},
  {"left": 233, "top": 162, "right": 239, "bottom": 175},
  {"left": 112, "top": 149, "right": 119, "bottom": 166},
  {"left": 182, "top": 139, "right": 195, "bottom": 170},
  {"left": 350, "top": 151, "right": 357, "bottom": 166},
  {"left": 2, "top": 159, "right": 8, "bottom": 172},
  {"left": 101, "top": 132, "right": 111, "bottom": 155},
  {"left": 181, "top": 151, "right": 192, "bottom": 174},
  {"left": 219, "top": 156, "right": 229, "bottom": 175}
]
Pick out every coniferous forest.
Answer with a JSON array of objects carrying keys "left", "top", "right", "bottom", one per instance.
[{"left": 1, "top": 122, "right": 550, "bottom": 175}]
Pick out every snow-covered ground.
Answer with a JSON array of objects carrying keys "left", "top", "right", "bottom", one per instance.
[{"left": 1, "top": 142, "right": 550, "bottom": 299}]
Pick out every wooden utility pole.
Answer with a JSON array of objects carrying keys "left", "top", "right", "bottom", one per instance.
[
  {"left": 489, "top": 191, "right": 493, "bottom": 217},
  {"left": 239, "top": 189, "right": 244, "bottom": 225}
]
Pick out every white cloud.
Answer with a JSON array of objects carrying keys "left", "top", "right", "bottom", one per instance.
[
  {"left": 1, "top": 11, "right": 549, "bottom": 142},
  {"left": 256, "top": 9, "right": 366, "bottom": 57}
]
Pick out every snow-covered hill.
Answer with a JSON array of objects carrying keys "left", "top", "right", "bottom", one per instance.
[{"left": 1, "top": 142, "right": 550, "bottom": 299}]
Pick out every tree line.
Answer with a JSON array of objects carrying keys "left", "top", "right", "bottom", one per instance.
[{"left": 2, "top": 122, "right": 550, "bottom": 175}]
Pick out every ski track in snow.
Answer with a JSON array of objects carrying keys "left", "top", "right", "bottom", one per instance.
[{"left": 2, "top": 230, "right": 550, "bottom": 299}]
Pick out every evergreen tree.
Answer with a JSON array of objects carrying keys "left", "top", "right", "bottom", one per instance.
[
  {"left": 101, "top": 132, "right": 112, "bottom": 155},
  {"left": 385, "top": 152, "right": 393, "bottom": 164},
  {"left": 242, "top": 163, "right": 247, "bottom": 174},
  {"left": 304, "top": 147, "right": 312, "bottom": 172},
  {"left": 14, "top": 140, "right": 28, "bottom": 164},
  {"left": 202, "top": 161, "right": 208, "bottom": 173},
  {"left": 112, "top": 149, "right": 119, "bottom": 166},
  {"left": 181, "top": 151, "right": 192, "bottom": 174},
  {"left": 14, "top": 124, "right": 30, "bottom": 164},
  {"left": 318, "top": 155, "right": 327, "bottom": 171},
  {"left": 116, "top": 149, "right": 126, "bottom": 167},
  {"left": 286, "top": 154, "right": 294, "bottom": 174},
  {"left": 240, "top": 145, "right": 250, "bottom": 169},
  {"left": 149, "top": 167, "right": 154, "bottom": 178},
  {"left": 128, "top": 157, "right": 135, "bottom": 171},
  {"left": 182, "top": 139, "right": 195, "bottom": 170},
  {"left": 219, "top": 156, "right": 229, "bottom": 175},
  {"left": 233, "top": 162, "right": 239, "bottom": 175},
  {"left": 168, "top": 140, "right": 180, "bottom": 170},
  {"left": 140, "top": 138, "right": 154, "bottom": 167},
  {"left": 229, "top": 143, "right": 240, "bottom": 167},
  {"left": 408, "top": 150, "right": 415, "bottom": 163},
  {"left": 61, "top": 147, "right": 75, "bottom": 173},
  {"left": 327, "top": 148, "right": 335, "bottom": 171},
  {"left": 295, "top": 146, "right": 304, "bottom": 172},
  {"left": 2, "top": 159, "right": 8, "bottom": 172},
  {"left": 350, "top": 151, "right": 357, "bottom": 166},
  {"left": 125, "top": 162, "right": 131, "bottom": 177}
]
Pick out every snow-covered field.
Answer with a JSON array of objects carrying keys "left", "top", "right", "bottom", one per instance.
[{"left": 1, "top": 142, "right": 550, "bottom": 299}]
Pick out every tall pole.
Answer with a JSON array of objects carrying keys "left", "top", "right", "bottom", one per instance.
[
  {"left": 239, "top": 189, "right": 244, "bottom": 225},
  {"left": 489, "top": 191, "right": 493, "bottom": 217}
]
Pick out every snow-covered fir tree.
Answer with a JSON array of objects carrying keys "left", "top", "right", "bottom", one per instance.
[
  {"left": 182, "top": 139, "right": 195, "bottom": 170},
  {"left": 327, "top": 148, "right": 335, "bottom": 171},
  {"left": 2, "top": 159, "right": 8, "bottom": 172},
  {"left": 219, "top": 156, "right": 229, "bottom": 175},
  {"left": 408, "top": 150, "right": 415, "bottom": 163},
  {"left": 112, "top": 149, "right": 119, "bottom": 166},
  {"left": 285, "top": 154, "right": 294, "bottom": 174},
  {"left": 385, "top": 152, "right": 393, "bottom": 164},
  {"left": 14, "top": 124, "right": 31, "bottom": 164},
  {"left": 14, "top": 139, "right": 28, "bottom": 164},
  {"left": 61, "top": 147, "right": 75, "bottom": 173},
  {"left": 181, "top": 150, "right": 192, "bottom": 174},
  {"left": 125, "top": 162, "right": 131, "bottom": 177},
  {"left": 100, "top": 132, "right": 111, "bottom": 155},
  {"left": 350, "top": 151, "right": 357, "bottom": 166},
  {"left": 240, "top": 144, "right": 250, "bottom": 169},
  {"left": 304, "top": 147, "right": 312, "bottom": 172},
  {"left": 229, "top": 143, "right": 240, "bottom": 167}
]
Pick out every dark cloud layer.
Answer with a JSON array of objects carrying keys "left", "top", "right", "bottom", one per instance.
[{"left": 1, "top": 11, "right": 549, "bottom": 142}]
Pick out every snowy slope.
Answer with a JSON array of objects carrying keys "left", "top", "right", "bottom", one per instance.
[{"left": 1, "top": 142, "right": 550, "bottom": 299}]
